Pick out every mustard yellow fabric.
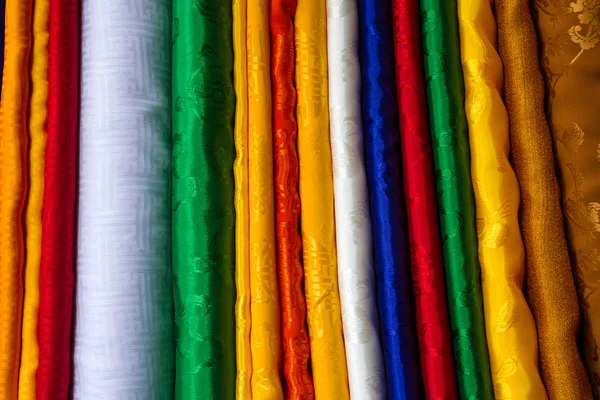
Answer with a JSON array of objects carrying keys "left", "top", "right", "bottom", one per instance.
[
  {"left": 247, "top": 0, "right": 284, "bottom": 398},
  {"left": 295, "top": 0, "right": 350, "bottom": 398},
  {"left": 233, "top": 0, "right": 252, "bottom": 397},
  {"left": 0, "top": 0, "right": 33, "bottom": 398},
  {"left": 18, "top": 0, "right": 49, "bottom": 397},
  {"left": 457, "top": 1, "right": 547, "bottom": 398}
]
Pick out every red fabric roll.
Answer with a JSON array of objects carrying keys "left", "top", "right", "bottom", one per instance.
[
  {"left": 392, "top": 1, "right": 458, "bottom": 398},
  {"left": 270, "top": 0, "right": 314, "bottom": 399},
  {"left": 36, "top": 0, "right": 79, "bottom": 398}
]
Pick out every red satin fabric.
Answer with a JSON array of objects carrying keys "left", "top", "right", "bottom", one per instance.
[
  {"left": 392, "top": 1, "right": 458, "bottom": 398},
  {"left": 270, "top": 1, "right": 314, "bottom": 399},
  {"left": 36, "top": 0, "right": 79, "bottom": 398}
]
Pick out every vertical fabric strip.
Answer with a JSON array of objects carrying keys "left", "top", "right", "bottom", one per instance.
[
  {"left": 37, "top": 0, "right": 79, "bottom": 396},
  {"left": 233, "top": 0, "right": 252, "bottom": 397},
  {"left": 270, "top": 0, "right": 315, "bottom": 397},
  {"left": 172, "top": 0, "right": 236, "bottom": 398},
  {"left": 18, "top": 0, "right": 48, "bottom": 395},
  {"left": 496, "top": 0, "right": 593, "bottom": 397},
  {"left": 326, "top": 0, "right": 387, "bottom": 398},
  {"left": 391, "top": 0, "right": 458, "bottom": 398},
  {"left": 247, "top": 0, "right": 284, "bottom": 397},
  {"left": 457, "top": 1, "right": 547, "bottom": 398},
  {"left": 74, "top": 1, "right": 174, "bottom": 397},
  {"left": 0, "top": 0, "right": 31, "bottom": 397},
  {"left": 294, "top": 0, "right": 350, "bottom": 397},
  {"left": 357, "top": 0, "right": 423, "bottom": 397},
  {"left": 418, "top": 0, "right": 494, "bottom": 397}
]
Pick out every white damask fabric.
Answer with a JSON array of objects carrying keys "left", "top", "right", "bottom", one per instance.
[
  {"left": 326, "top": 0, "right": 387, "bottom": 398},
  {"left": 73, "top": 1, "right": 174, "bottom": 398}
]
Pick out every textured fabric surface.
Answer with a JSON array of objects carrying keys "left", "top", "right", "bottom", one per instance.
[
  {"left": 533, "top": 0, "right": 600, "bottom": 395},
  {"left": 73, "top": 1, "right": 174, "bottom": 398},
  {"left": 327, "top": 0, "right": 386, "bottom": 398},
  {"left": 419, "top": 0, "right": 494, "bottom": 397},
  {"left": 295, "top": 0, "right": 350, "bottom": 397},
  {"left": 497, "top": 0, "right": 593, "bottom": 398}
]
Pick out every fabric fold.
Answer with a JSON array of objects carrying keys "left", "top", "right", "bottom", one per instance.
[
  {"left": 418, "top": 0, "right": 494, "bottom": 397},
  {"left": 270, "top": 0, "right": 315, "bottom": 398},
  {"left": 497, "top": 0, "right": 593, "bottom": 398},
  {"left": 326, "top": 0, "right": 387, "bottom": 398},
  {"left": 73, "top": 1, "right": 174, "bottom": 397},
  {"left": 295, "top": 0, "right": 350, "bottom": 397}
]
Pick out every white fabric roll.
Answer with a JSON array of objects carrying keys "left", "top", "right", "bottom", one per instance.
[
  {"left": 326, "top": 0, "right": 387, "bottom": 398},
  {"left": 73, "top": 1, "right": 174, "bottom": 398}
]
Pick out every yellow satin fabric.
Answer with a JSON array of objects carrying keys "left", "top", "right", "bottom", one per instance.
[
  {"left": 233, "top": 0, "right": 252, "bottom": 398},
  {"left": 0, "top": 0, "right": 33, "bottom": 398},
  {"left": 18, "top": 0, "right": 49, "bottom": 397},
  {"left": 247, "top": 1, "right": 284, "bottom": 399},
  {"left": 295, "top": 1, "right": 349, "bottom": 398},
  {"left": 457, "top": 1, "right": 547, "bottom": 398}
]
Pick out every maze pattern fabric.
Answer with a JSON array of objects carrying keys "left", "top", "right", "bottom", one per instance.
[{"left": 73, "top": 1, "right": 175, "bottom": 398}]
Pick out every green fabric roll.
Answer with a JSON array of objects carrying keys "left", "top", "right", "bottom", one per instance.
[
  {"left": 172, "top": 0, "right": 236, "bottom": 398},
  {"left": 419, "top": 0, "right": 494, "bottom": 398}
]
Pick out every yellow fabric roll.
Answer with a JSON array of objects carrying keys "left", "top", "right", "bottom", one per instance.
[
  {"left": 233, "top": 0, "right": 252, "bottom": 398},
  {"left": 247, "top": 1, "right": 284, "bottom": 399},
  {"left": 295, "top": 0, "right": 350, "bottom": 398},
  {"left": 18, "top": 0, "right": 49, "bottom": 397},
  {"left": 457, "top": 1, "right": 547, "bottom": 398},
  {"left": 0, "top": 0, "right": 33, "bottom": 398}
]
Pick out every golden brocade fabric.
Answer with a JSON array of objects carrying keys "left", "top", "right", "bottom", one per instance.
[
  {"left": 457, "top": 1, "right": 547, "bottom": 398},
  {"left": 233, "top": 0, "right": 252, "bottom": 397},
  {"left": 294, "top": 0, "right": 350, "bottom": 398},
  {"left": 533, "top": 0, "right": 600, "bottom": 395},
  {"left": 497, "top": 0, "right": 593, "bottom": 398},
  {"left": 18, "top": 0, "right": 49, "bottom": 397},
  {"left": 247, "top": 0, "right": 284, "bottom": 398}
]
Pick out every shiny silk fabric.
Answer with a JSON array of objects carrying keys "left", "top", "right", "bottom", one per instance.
[
  {"left": 172, "top": 0, "right": 236, "bottom": 398},
  {"left": 418, "top": 0, "right": 494, "bottom": 398},
  {"left": 457, "top": 1, "right": 547, "bottom": 398},
  {"left": 295, "top": 0, "right": 350, "bottom": 398},
  {"left": 18, "top": 0, "right": 47, "bottom": 396},
  {"left": 0, "top": 0, "right": 32, "bottom": 397},
  {"left": 533, "top": 0, "right": 600, "bottom": 395},
  {"left": 37, "top": 0, "right": 79, "bottom": 397},
  {"left": 358, "top": 0, "right": 423, "bottom": 397},
  {"left": 496, "top": 0, "right": 593, "bottom": 398},
  {"left": 247, "top": 1, "right": 284, "bottom": 397},
  {"left": 73, "top": 1, "right": 174, "bottom": 397},
  {"left": 391, "top": 1, "right": 458, "bottom": 398},
  {"left": 326, "top": 0, "right": 386, "bottom": 398},
  {"left": 271, "top": 0, "right": 315, "bottom": 398},
  {"left": 233, "top": 0, "right": 251, "bottom": 397}
]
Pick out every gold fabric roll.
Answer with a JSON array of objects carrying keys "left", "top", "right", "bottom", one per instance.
[
  {"left": 497, "top": 0, "right": 593, "bottom": 398},
  {"left": 533, "top": 1, "right": 600, "bottom": 396}
]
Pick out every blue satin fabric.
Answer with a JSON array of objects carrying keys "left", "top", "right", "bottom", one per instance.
[{"left": 358, "top": 0, "right": 423, "bottom": 398}]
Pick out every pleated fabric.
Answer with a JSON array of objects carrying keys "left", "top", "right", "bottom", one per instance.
[
  {"left": 172, "top": 0, "right": 236, "bottom": 398},
  {"left": 0, "top": 0, "right": 32, "bottom": 397},
  {"left": 326, "top": 0, "right": 386, "bottom": 398},
  {"left": 37, "top": 0, "right": 79, "bottom": 397},
  {"left": 533, "top": 1, "right": 600, "bottom": 395},
  {"left": 295, "top": 0, "right": 350, "bottom": 397},
  {"left": 456, "top": 1, "right": 547, "bottom": 398},
  {"left": 391, "top": 0, "right": 457, "bottom": 398},
  {"left": 270, "top": 0, "right": 315, "bottom": 398},
  {"left": 73, "top": 1, "right": 174, "bottom": 397},
  {"left": 358, "top": 0, "right": 423, "bottom": 398},
  {"left": 496, "top": 0, "right": 593, "bottom": 398},
  {"left": 233, "top": 0, "right": 252, "bottom": 397},
  {"left": 418, "top": 0, "right": 494, "bottom": 397},
  {"left": 247, "top": 1, "right": 284, "bottom": 397},
  {"left": 18, "top": 0, "right": 48, "bottom": 396}
]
